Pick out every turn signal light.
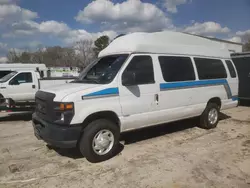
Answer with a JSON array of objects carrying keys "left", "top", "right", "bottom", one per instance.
[{"left": 59, "top": 103, "right": 73, "bottom": 110}]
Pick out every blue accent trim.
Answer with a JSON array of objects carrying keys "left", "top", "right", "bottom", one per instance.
[
  {"left": 83, "top": 88, "right": 119, "bottom": 98},
  {"left": 160, "top": 79, "right": 227, "bottom": 90},
  {"left": 232, "top": 96, "right": 238, "bottom": 101},
  {"left": 160, "top": 79, "right": 233, "bottom": 99}
]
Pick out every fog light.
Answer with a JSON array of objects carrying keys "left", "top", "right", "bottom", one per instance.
[{"left": 60, "top": 113, "right": 65, "bottom": 121}]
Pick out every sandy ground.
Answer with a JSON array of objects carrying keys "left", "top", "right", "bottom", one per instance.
[{"left": 0, "top": 107, "right": 250, "bottom": 188}]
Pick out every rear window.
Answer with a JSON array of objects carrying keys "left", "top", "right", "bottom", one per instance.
[
  {"left": 194, "top": 58, "right": 227, "bottom": 80},
  {"left": 225, "top": 60, "right": 236, "bottom": 78},
  {"left": 158, "top": 56, "right": 195, "bottom": 82},
  {"left": 0, "top": 71, "right": 12, "bottom": 78}
]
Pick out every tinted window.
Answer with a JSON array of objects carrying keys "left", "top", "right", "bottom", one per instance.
[
  {"left": 76, "top": 54, "right": 128, "bottom": 84},
  {"left": 0, "top": 71, "right": 12, "bottom": 79},
  {"left": 10, "top": 72, "right": 33, "bottom": 84},
  {"left": 158, "top": 56, "right": 195, "bottom": 82},
  {"left": 225, "top": 60, "right": 236, "bottom": 78},
  {"left": 123, "top": 56, "right": 154, "bottom": 85},
  {"left": 194, "top": 58, "right": 227, "bottom": 80},
  {"left": 0, "top": 71, "right": 17, "bottom": 83}
]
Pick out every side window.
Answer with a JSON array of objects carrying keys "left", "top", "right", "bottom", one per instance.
[
  {"left": 194, "top": 58, "right": 227, "bottom": 80},
  {"left": 158, "top": 56, "right": 195, "bottom": 82},
  {"left": 225, "top": 60, "right": 236, "bottom": 78},
  {"left": 123, "top": 55, "right": 154, "bottom": 85},
  {"left": 10, "top": 72, "right": 33, "bottom": 85}
]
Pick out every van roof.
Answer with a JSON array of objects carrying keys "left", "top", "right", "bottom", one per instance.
[{"left": 99, "top": 31, "right": 231, "bottom": 59}]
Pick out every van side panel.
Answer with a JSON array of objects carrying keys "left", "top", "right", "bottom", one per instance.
[
  {"left": 120, "top": 55, "right": 238, "bottom": 132},
  {"left": 70, "top": 85, "right": 122, "bottom": 125}
]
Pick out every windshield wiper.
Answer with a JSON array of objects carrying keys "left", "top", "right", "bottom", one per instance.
[{"left": 71, "top": 79, "right": 100, "bottom": 84}]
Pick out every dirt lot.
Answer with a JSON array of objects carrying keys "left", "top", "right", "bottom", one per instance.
[{"left": 0, "top": 107, "right": 250, "bottom": 188}]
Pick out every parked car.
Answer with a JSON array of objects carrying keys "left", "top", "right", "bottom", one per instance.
[{"left": 32, "top": 31, "right": 239, "bottom": 163}]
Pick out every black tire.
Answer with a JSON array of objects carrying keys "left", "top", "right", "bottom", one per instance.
[
  {"left": 79, "top": 119, "right": 120, "bottom": 163},
  {"left": 199, "top": 103, "right": 220, "bottom": 129}
]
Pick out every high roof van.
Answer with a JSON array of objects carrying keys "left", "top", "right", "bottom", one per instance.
[{"left": 32, "top": 31, "right": 238, "bottom": 163}]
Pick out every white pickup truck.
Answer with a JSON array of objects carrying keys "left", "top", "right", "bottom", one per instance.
[{"left": 0, "top": 70, "right": 74, "bottom": 106}]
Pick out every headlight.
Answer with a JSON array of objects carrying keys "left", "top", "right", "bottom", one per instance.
[
  {"left": 54, "top": 102, "right": 74, "bottom": 124},
  {"left": 60, "top": 113, "right": 65, "bottom": 121}
]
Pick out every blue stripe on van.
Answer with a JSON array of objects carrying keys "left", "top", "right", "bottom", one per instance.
[
  {"left": 82, "top": 87, "right": 119, "bottom": 99},
  {"left": 160, "top": 79, "right": 233, "bottom": 99},
  {"left": 232, "top": 96, "right": 238, "bottom": 101}
]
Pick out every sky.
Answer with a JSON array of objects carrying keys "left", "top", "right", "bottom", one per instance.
[{"left": 0, "top": 0, "right": 250, "bottom": 62}]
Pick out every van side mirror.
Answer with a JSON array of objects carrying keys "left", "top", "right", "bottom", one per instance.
[
  {"left": 122, "top": 71, "right": 137, "bottom": 86},
  {"left": 9, "top": 79, "right": 19, "bottom": 85}
]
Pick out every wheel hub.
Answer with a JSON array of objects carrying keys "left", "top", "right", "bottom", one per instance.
[
  {"left": 208, "top": 108, "right": 218, "bottom": 125},
  {"left": 92, "top": 130, "right": 114, "bottom": 155}
]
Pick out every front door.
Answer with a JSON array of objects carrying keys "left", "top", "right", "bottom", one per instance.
[
  {"left": 7, "top": 72, "right": 36, "bottom": 101},
  {"left": 119, "top": 55, "right": 159, "bottom": 131}
]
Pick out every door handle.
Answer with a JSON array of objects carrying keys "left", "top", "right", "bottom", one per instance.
[
  {"left": 0, "top": 87, "right": 6, "bottom": 89},
  {"left": 155, "top": 94, "right": 159, "bottom": 105},
  {"left": 32, "top": 85, "right": 36, "bottom": 89}
]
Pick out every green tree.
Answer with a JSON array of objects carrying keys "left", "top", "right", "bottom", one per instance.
[
  {"left": 94, "top": 35, "right": 109, "bottom": 56},
  {"left": 243, "top": 38, "right": 250, "bottom": 52},
  {"left": 19, "top": 52, "right": 32, "bottom": 63}
]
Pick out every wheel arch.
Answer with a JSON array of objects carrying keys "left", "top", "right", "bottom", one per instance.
[
  {"left": 207, "top": 97, "right": 222, "bottom": 109},
  {"left": 81, "top": 111, "right": 121, "bottom": 131}
]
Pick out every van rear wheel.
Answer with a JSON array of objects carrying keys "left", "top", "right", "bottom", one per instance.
[
  {"left": 79, "top": 119, "right": 120, "bottom": 163},
  {"left": 199, "top": 103, "right": 219, "bottom": 129}
]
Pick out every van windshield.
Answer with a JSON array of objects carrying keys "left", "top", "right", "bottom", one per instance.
[
  {"left": 0, "top": 71, "right": 17, "bottom": 83},
  {"left": 73, "top": 54, "right": 129, "bottom": 84}
]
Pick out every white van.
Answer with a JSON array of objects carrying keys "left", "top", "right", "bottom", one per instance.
[{"left": 32, "top": 31, "right": 238, "bottom": 163}]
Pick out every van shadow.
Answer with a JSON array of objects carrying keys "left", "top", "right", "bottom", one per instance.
[
  {"left": 121, "top": 112, "right": 231, "bottom": 145},
  {"left": 49, "top": 112, "right": 230, "bottom": 159},
  {"left": 49, "top": 143, "right": 124, "bottom": 160},
  {"left": 121, "top": 118, "right": 198, "bottom": 145},
  {"left": 0, "top": 112, "right": 32, "bottom": 122},
  {"left": 47, "top": 145, "right": 83, "bottom": 159}
]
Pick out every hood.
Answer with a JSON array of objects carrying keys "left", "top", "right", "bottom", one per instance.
[{"left": 41, "top": 83, "right": 99, "bottom": 101}]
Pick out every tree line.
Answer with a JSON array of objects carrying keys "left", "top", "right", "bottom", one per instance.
[
  {"left": 6, "top": 35, "right": 110, "bottom": 70},
  {"left": 6, "top": 34, "right": 250, "bottom": 69}
]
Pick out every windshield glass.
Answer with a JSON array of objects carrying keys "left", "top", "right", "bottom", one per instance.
[
  {"left": 0, "top": 71, "right": 17, "bottom": 83},
  {"left": 73, "top": 54, "right": 129, "bottom": 84}
]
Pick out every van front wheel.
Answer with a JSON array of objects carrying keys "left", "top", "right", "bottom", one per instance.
[
  {"left": 199, "top": 103, "right": 219, "bottom": 129},
  {"left": 79, "top": 119, "right": 120, "bottom": 163}
]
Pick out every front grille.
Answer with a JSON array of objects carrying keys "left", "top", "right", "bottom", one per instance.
[{"left": 35, "top": 91, "right": 56, "bottom": 122}]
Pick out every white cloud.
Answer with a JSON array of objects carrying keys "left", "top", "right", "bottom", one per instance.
[
  {"left": 236, "top": 29, "right": 250, "bottom": 42},
  {"left": 163, "top": 0, "right": 188, "bottom": 13},
  {"left": 3, "top": 20, "right": 71, "bottom": 39},
  {"left": 183, "top": 21, "right": 230, "bottom": 35},
  {"left": 75, "top": 0, "right": 173, "bottom": 32},
  {"left": 12, "top": 20, "right": 39, "bottom": 31},
  {"left": 64, "top": 29, "right": 118, "bottom": 44},
  {"left": 39, "top": 21, "right": 70, "bottom": 36},
  {"left": 0, "top": 4, "right": 38, "bottom": 23},
  {"left": 227, "top": 36, "right": 242, "bottom": 43},
  {"left": 0, "top": 56, "right": 8, "bottom": 63}
]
